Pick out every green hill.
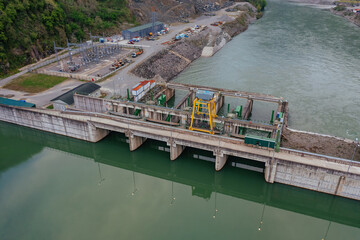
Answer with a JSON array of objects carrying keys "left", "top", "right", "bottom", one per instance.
[{"left": 0, "top": 0, "right": 136, "bottom": 76}]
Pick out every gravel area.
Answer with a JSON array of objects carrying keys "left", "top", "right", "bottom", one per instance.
[{"left": 282, "top": 128, "right": 360, "bottom": 160}]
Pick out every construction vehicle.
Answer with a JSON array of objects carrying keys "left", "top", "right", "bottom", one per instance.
[
  {"left": 188, "top": 90, "right": 218, "bottom": 134},
  {"left": 131, "top": 48, "right": 144, "bottom": 58},
  {"left": 211, "top": 21, "right": 223, "bottom": 27},
  {"left": 109, "top": 58, "right": 126, "bottom": 71}
]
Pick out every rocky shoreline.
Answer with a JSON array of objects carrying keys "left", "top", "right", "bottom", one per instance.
[
  {"left": 131, "top": 5, "right": 257, "bottom": 82},
  {"left": 330, "top": 8, "right": 360, "bottom": 27}
]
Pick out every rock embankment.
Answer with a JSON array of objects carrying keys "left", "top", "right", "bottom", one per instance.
[
  {"left": 131, "top": 30, "right": 209, "bottom": 81},
  {"left": 131, "top": 10, "right": 255, "bottom": 81}
]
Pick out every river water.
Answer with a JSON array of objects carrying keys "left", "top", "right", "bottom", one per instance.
[
  {"left": 1, "top": 1, "right": 360, "bottom": 240},
  {"left": 175, "top": 0, "right": 360, "bottom": 139}
]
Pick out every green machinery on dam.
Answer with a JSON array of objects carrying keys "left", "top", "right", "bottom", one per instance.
[{"left": 0, "top": 82, "right": 359, "bottom": 201}]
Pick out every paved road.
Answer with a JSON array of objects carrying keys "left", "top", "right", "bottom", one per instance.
[
  {"left": 0, "top": 4, "right": 243, "bottom": 106},
  {"left": 100, "top": 8, "right": 238, "bottom": 95},
  {"left": 0, "top": 70, "right": 28, "bottom": 87},
  {"left": 0, "top": 79, "right": 83, "bottom": 106}
]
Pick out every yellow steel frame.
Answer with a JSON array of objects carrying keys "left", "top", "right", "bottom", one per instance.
[{"left": 188, "top": 98, "right": 217, "bottom": 134}]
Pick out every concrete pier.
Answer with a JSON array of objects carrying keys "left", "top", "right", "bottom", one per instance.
[
  {"left": 1, "top": 80, "right": 360, "bottom": 201},
  {"left": 155, "top": 87, "right": 175, "bottom": 104},
  {"left": 168, "top": 140, "right": 185, "bottom": 160},
  {"left": 214, "top": 150, "right": 228, "bottom": 171},
  {"left": 174, "top": 91, "right": 195, "bottom": 110},
  {"left": 242, "top": 99, "right": 253, "bottom": 120},
  {"left": 127, "top": 131, "right": 147, "bottom": 151},
  {"left": 264, "top": 159, "right": 278, "bottom": 183}
]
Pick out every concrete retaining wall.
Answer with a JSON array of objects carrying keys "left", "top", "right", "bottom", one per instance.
[
  {"left": 2, "top": 102, "right": 359, "bottom": 201},
  {"left": 36, "top": 69, "right": 100, "bottom": 81},
  {"left": 0, "top": 104, "right": 108, "bottom": 142},
  {"left": 201, "top": 31, "right": 231, "bottom": 57},
  {"left": 275, "top": 160, "right": 360, "bottom": 200},
  {"left": 74, "top": 94, "right": 105, "bottom": 112}
]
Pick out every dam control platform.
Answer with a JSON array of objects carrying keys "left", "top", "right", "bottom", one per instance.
[{"left": 0, "top": 81, "right": 359, "bottom": 201}]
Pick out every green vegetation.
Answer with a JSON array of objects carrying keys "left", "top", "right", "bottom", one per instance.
[
  {"left": 47, "top": 104, "right": 54, "bottom": 109},
  {"left": 237, "top": 14, "right": 247, "bottom": 26},
  {"left": 334, "top": 5, "right": 347, "bottom": 11},
  {"left": 0, "top": 69, "right": 20, "bottom": 80},
  {"left": 247, "top": 0, "right": 267, "bottom": 12},
  {"left": 4, "top": 73, "right": 67, "bottom": 93},
  {"left": 0, "top": 0, "right": 136, "bottom": 76}
]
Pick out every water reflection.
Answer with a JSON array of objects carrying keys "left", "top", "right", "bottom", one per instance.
[
  {"left": 131, "top": 172, "right": 138, "bottom": 196},
  {"left": 1, "top": 121, "right": 359, "bottom": 233},
  {"left": 97, "top": 163, "right": 105, "bottom": 185}
]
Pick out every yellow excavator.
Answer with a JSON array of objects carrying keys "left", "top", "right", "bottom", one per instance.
[{"left": 189, "top": 90, "right": 217, "bottom": 135}]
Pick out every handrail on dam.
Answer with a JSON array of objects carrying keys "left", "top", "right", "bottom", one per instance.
[
  {"left": 60, "top": 109, "right": 358, "bottom": 166},
  {"left": 280, "top": 147, "right": 360, "bottom": 166},
  {"left": 1, "top": 104, "right": 360, "bottom": 200},
  {"left": 2, "top": 104, "right": 356, "bottom": 167}
]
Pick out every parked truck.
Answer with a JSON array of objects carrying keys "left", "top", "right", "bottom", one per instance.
[{"left": 131, "top": 48, "right": 144, "bottom": 58}]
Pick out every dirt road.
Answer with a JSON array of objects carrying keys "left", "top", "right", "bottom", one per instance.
[{"left": 100, "top": 5, "right": 245, "bottom": 96}]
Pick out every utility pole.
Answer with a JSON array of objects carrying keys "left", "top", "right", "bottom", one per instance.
[
  {"left": 90, "top": 32, "right": 105, "bottom": 63},
  {"left": 66, "top": 39, "right": 73, "bottom": 64},
  {"left": 53, "top": 42, "right": 68, "bottom": 70},
  {"left": 67, "top": 40, "right": 87, "bottom": 66}
]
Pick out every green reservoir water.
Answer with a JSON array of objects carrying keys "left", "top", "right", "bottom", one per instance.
[
  {"left": 1, "top": 1, "right": 360, "bottom": 239},
  {"left": 1, "top": 122, "right": 360, "bottom": 240}
]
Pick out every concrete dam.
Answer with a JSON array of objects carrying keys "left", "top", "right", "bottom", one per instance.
[{"left": 0, "top": 82, "right": 359, "bottom": 200}]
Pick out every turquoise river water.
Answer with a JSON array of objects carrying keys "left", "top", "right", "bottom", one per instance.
[{"left": 1, "top": 0, "right": 360, "bottom": 239}]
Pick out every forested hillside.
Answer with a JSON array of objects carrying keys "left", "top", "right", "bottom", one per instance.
[{"left": 0, "top": 0, "right": 136, "bottom": 75}]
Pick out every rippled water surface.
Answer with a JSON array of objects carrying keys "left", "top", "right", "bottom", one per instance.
[
  {"left": 175, "top": 0, "right": 360, "bottom": 138},
  {"left": 1, "top": 1, "right": 360, "bottom": 239}
]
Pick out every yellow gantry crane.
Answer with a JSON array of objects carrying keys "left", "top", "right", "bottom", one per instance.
[{"left": 189, "top": 90, "right": 217, "bottom": 134}]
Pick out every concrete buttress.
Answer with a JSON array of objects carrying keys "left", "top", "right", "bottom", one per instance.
[
  {"left": 265, "top": 159, "right": 278, "bottom": 183},
  {"left": 214, "top": 150, "right": 228, "bottom": 171},
  {"left": 168, "top": 140, "right": 185, "bottom": 160},
  {"left": 87, "top": 122, "right": 109, "bottom": 142},
  {"left": 128, "top": 133, "right": 147, "bottom": 151}
]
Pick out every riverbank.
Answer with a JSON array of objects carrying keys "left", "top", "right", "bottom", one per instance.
[
  {"left": 290, "top": 0, "right": 360, "bottom": 27},
  {"left": 330, "top": 7, "right": 360, "bottom": 27},
  {"left": 131, "top": 4, "right": 257, "bottom": 81}
]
